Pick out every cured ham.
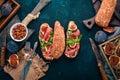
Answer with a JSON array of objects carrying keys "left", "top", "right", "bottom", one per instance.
[
  {"left": 64, "top": 21, "right": 82, "bottom": 58},
  {"left": 39, "top": 23, "right": 54, "bottom": 60}
]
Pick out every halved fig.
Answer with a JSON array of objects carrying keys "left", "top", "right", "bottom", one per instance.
[
  {"left": 104, "top": 42, "right": 115, "bottom": 55},
  {"left": 65, "top": 43, "right": 80, "bottom": 58},
  {"left": 103, "top": 27, "right": 115, "bottom": 33},
  {"left": 109, "top": 55, "right": 119, "bottom": 67},
  {"left": 68, "top": 21, "right": 77, "bottom": 31},
  {"left": 8, "top": 54, "right": 19, "bottom": 67}
]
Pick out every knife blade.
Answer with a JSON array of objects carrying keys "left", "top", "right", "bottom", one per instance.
[
  {"left": 23, "top": 41, "right": 38, "bottom": 80},
  {"left": 22, "top": 0, "right": 51, "bottom": 26},
  {"left": 0, "top": 31, "right": 7, "bottom": 66},
  {"left": 89, "top": 38, "right": 108, "bottom": 80},
  {"left": 31, "top": 0, "right": 51, "bottom": 15},
  {"left": 20, "top": 42, "right": 31, "bottom": 80}
]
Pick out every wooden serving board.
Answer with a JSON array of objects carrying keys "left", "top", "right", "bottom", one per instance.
[{"left": 0, "top": 0, "right": 20, "bottom": 30}]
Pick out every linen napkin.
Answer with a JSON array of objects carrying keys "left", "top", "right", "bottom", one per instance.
[{"left": 4, "top": 48, "right": 49, "bottom": 80}]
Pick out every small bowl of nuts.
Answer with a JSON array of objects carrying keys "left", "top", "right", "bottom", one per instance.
[{"left": 10, "top": 23, "right": 28, "bottom": 42}]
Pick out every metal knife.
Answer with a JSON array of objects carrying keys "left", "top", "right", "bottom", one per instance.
[
  {"left": 20, "top": 42, "right": 31, "bottom": 80},
  {"left": 31, "top": 0, "right": 51, "bottom": 15},
  {"left": 22, "top": 0, "right": 51, "bottom": 25},
  {"left": 89, "top": 38, "right": 108, "bottom": 80},
  {"left": 23, "top": 41, "right": 38, "bottom": 80},
  {"left": 0, "top": 31, "right": 7, "bottom": 67}
]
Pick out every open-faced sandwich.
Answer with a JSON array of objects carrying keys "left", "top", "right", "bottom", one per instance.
[
  {"left": 39, "top": 23, "right": 53, "bottom": 60},
  {"left": 64, "top": 21, "right": 82, "bottom": 58},
  {"left": 39, "top": 21, "right": 65, "bottom": 60}
]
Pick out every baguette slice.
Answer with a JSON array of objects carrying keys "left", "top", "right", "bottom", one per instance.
[
  {"left": 50, "top": 21, "right": 65, "bottom": 59},
  {"left": 64, "top": 21, "right": 81, "bottom": 58}
]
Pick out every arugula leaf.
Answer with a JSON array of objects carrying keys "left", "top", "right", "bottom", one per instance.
[
  {"left": 39, "top": 31, "right": 54, "bottom": 49},
  {"left": 66, "top": 35, "right": 82, "bottom": 45}
]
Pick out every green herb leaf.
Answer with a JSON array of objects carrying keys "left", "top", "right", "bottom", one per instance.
[
  {"left": 39, "top": 31, "right": 54, "bottom": 49},
  {"left": 66, "top": 35, "right": 82, "bottom": 45}
]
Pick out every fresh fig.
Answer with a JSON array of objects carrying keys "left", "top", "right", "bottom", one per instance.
[
  {"left": 95, "top": 31, "right": 108, "bottom": 43},
  {"left": 7, "top": 40, "right": 19, "bottom": 53},
  {"left": 104, "top": 42, "right": 115, "bottom": 55},
  {"left": 1, "top": 3, "right": 12, "bottom": 16},
  {"left": 8, "top": 54, "right": 19, "bottom": 67}
]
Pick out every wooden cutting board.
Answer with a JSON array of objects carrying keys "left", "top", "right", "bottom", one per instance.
[{"left": 4, "top": 48, "right": 49, "bottom": 80}]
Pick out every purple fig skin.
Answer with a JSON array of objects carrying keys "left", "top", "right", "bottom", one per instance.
[
  {"left": 1, "top": 3, "right": 12, "bottom": 16},
  {"left": 95, "top": 31, "right": 108, "bottom": 43}
]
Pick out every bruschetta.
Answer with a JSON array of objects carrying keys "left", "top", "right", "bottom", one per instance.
[
  {"left": 39, "top": 21, "right": 65, "bottom": 60},
  {"left": 64, "top": 21, "right": 82, "bottom": 58}
]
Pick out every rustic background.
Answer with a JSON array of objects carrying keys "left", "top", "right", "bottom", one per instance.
[{"left": 0, "top": 0, "right": 113, "bottom": 80}]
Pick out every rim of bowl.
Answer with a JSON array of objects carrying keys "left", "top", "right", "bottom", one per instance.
[{"left": 10, "top": 23, "right": 28, "bottom": 42}]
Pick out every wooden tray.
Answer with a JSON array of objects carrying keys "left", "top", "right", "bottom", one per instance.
[
  {"left": 99, "top": 34, "right": 120, "bottom": 80},
  {"left": 0, "top": 0, "right": 20, "bottom": 30}
]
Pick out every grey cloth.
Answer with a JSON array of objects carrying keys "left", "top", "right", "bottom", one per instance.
[
  {"left": 100, "top": 26, "right": 120, "bottom": 80},
  {"left": 109, "top": 27, "right": 120, "bottom": 39}
]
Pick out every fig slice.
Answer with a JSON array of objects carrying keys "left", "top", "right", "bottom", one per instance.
[
  {"left": 65, "top": 43, "right": 80, "bottom": 58},
  {"left": 104, "top": 42, "right": 115, "bottom": 55},
  {"left": 109, "top": 55, "right": 119, "bottom": 67},
  {"left": 103, "top": 27, "right": 115, "bottom": 33},
  {"left": 69, "top": 43, "right": 76, "bottom": 48},
  {"left": 8, "top": 54, "right": 19, "bottom": 67},
  {"left": 68, "top": 21, "right": 77, "bottom": 31}
]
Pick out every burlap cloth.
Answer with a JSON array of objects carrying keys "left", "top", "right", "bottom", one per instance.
[{"left": 3, "top": 48, "right": 49, "bottom": 80}]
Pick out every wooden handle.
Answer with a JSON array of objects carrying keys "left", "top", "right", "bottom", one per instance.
[
  {"left": 0, "top": 47, "right": 6, "bottom": 66},
  {"left": 98, "top": 63, "right": 108, "bottom": 80},
  {"left": 22, "top": 13, "right": 40, "bottom": 26}
]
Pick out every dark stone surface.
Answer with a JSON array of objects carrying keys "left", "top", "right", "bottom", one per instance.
[{"left": 0, "top": 0, "right": 112, "bottom": 80}]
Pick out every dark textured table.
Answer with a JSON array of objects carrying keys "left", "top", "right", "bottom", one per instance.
[{"left": 0, "top": 0, "right": 108, "bottom": 80}]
